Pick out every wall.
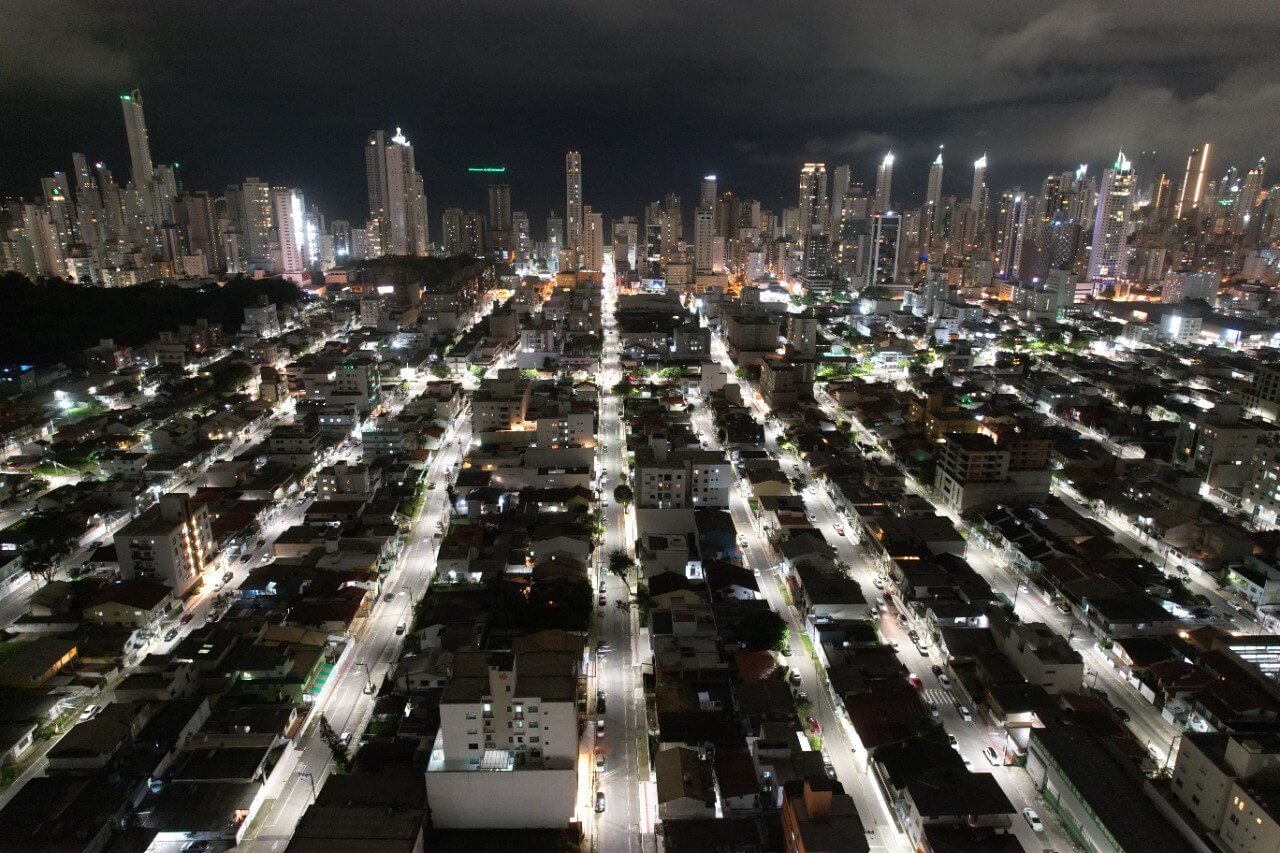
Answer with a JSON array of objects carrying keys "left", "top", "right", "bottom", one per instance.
[{"left": 425, "top": 767, "right": 577, "bottom": 828}]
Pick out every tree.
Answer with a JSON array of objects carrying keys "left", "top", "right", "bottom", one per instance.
[
  {"left": 737, "top": 609, "right": 787, "bottom": 652},
  {"left": 430, "top": 363, "right": 451, "bottom": 379},
  {"left": 612, "top": 484, "right": 633, "bottom": 506},
  {"left": 318, "top": 714, "right": 350, "bottom": 772},
  {"left": 607, "top": 550, "right": 635, "bottom": 582},
  {"left": 1120, "top": 384, "right": 1164, "bottom": 415}
]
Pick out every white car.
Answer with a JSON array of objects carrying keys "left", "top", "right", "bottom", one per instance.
[{"left": 1023, "top": 807, "right": 1044, "bottom": 832}]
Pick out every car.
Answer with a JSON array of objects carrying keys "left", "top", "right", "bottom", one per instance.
[
  {"left": 595, "top": 751, "right": 606, "bottom": 771},
  {"left": 1023, "top": 807, "right": 1044, "bottom": 832},
  {"left": 897, "top": 613, "right": 909, "bottom": 627},
  {"left": 597, "top": 641, "right": 611, "bottom": 654},
  {"left": 928, "top": 702, "right": 939, "bottom": 717},
  {"left": 957, "top": 706, "right": 972, "bottom": 722},
  {"left": 795, "top": 690, "right": 809, "bottom": 703},
  {"left": 598, "top": 581, "right": 607, "bottom": 594},
  {"left": 596, "top": 719, "right": 605, "bottom": 738},
  {"left": 834, "top": 524, "right": 845, "bottom": 537},
  {"left": 223, "top": 571, "right": 234, "bottom": 583},
  {"left": 947, "top": 733, "right": 958, "bottom": 748},
  {"left": 983, "top": 746, "right": 1001, "bottom": 766},
  {"left": 598, "top": 594, "right": 607, "bottom": 607},
  {"left": 1113, "top": 706, "right": 1131, "bottom": 722},
  {"left": 931, "top": 664, "right": 943, "bottom": 677},
  {"left": 595, "top": 791, "right": 606, "bottom": 812},
  {"left": 780, "top": 645, "right": 792, "bottom": 657},
  {"left": 908, "top": 674, "right": 922, "bottom": 689},
  {"left": 908, "top": 630, "right": 920, "bottom": 643},
  {"left": 806, "top": 513, "right": 817, "bottom": 523},
  {"left": 939, "top": 674, "right": 952, "bottom": 688},
  {"left": 339, "top": 731, "right": 352, "bottom": 746},
  {"left": 807, "top": 716, "right": 821, "bottom": 734},
  {"left": 395, "top": 621, "right": 407, "bottom": 636},
  {"left": 1229, "top": 600, "right": 1244, "bottom": 612},
  {"left": 257, "top": 538, "right": 266, "bottom": 549},
  {"left": 164, "top": 627, "right": 179, "bottom": 642},
  {"left": 872, "top": 578, "right": 884, "bottom": 590},
  {"left": 240, "top": 553, "right": 252, "bottom": 563},
  {"left": 385, "top": 592, "right": 397, "bottom": 602},
  {"left": 80, "top": 705, "right": 97, "bottom": 722},
  {"left": 788, "top": 670, "right": 802, "bottom": 686}
]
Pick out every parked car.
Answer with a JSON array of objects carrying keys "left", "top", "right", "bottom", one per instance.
[
  {"left": 595, "top": 751, "right": 606, "bottom": 771},
  {"left": 938, "top": 674, "right": 952, "bottom": 688},
  {"left": 596, "top": 719, "right": 605, "bottom": 738},
  {"left": 931, "top": 664, "right": 943, "bottom": 677},
  {"left": 240, "top": 553, "right": 252, "bottom": 563},
  {"left": 598, "top": 594, "right": 607, "bottom": 607},
  {"left": 1023, "top": 808, "right": 1044, "bottom": 832},
  {"left": 385, "top": 592, "right": 397, "bottom": 602},
  {"left": 1113, "top": 707, "right": 1131, "bottom": 722},
  {"left": 595, "top": 791, "right": 606, "bottom": 812},
  {"left": 908, "top": 674, "right": 922, "bottom": 689},
  {"left": 395, "top": 621, "right": 407, "bottom": 636},
  {"left": 80, "top": 705, "right": 97, "bottom": 722},
  {"left": 788, "top": 670, "right": 802, "bottom": 686},
  {"left": 947, "top": 733, "right": 959, "bottom": 748},
  {"left": 222, "top": 571, "right": 234, "bottom": 584},
  {"left": 983, "top": 746, "right": 1001, "bottom": 766},
  {"left": 834, "top": 525, "right": 845, "bottom": 536},
  {"left": 807, "top": 716, "right": 821, "bottom": 735},
  {"left": 164, "top": 627, "right": 179, "bottom": 642}
]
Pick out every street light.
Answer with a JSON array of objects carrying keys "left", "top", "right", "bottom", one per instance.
[
  {"left": 298, "top": 770, "right": 317, "bottom": 803},
  {"left": 355, "top": 661, "right": 374, "bottom": 695}
]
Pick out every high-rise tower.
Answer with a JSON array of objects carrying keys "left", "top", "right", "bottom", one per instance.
[
  {"left": 798, "top": 163, "right": 828, "bottom": 243},
  {"left": 926, "top": 148, "right": 944, "bottom": 211},
  {"left": 366, "top": 128, "right": 429, "bottom": 256},
  {"left": 969, "top": 154, "right": 989, "bottom": 243},
  {"left": 120, "top": 89, "right": 154, "bottom": 190},
  {"left": 1088, "top": 151, "right": 1134, "bottom": 281},
  {"left": 565, "top": 151, "right": 583, "bottom": 263},
  {"left": 874, "top": 153, "right": 894, "bottom": 213},
  {"left": 1176, "top": 143, "right": 1211, "bottom": 219}
]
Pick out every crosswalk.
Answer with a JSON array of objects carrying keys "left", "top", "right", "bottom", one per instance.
[{"left": 921, "top": 688, "right": 954, "bottom": 706}]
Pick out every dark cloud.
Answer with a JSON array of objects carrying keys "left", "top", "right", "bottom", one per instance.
[{"left": 1, "top": 0, "right": 1277, "bottom": 226}]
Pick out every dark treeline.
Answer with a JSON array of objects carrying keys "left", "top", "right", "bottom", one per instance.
[{"left": 0, "top": 274, "right": 303, "bottom": 365}]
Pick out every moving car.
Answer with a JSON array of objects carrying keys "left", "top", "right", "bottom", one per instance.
[
  {"left": 908, "top": 674, "right": 922, "bottom": 689},
  {"left": 957, "top": 706, "right": 972, "bottom": 722},
  {"left": 180, "top": 612, "right": 194, "bottom": 625},
  {"left": 1023, "top": 808, "right": 1044, "bottom": 832},
  {"left": 938, "top": 674, "right": 952, "bottom": 688},
  {"left": 983, "top": 746, "right": 1001, "bottom": 766}
]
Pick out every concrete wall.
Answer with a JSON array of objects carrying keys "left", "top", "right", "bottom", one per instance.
[{"left": 426, "top": 767, "right": 577, "bottom": 828}]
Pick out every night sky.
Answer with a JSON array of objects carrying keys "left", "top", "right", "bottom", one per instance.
[{"left": 3, "top": 0, "right": 1279, "bottom": 234}]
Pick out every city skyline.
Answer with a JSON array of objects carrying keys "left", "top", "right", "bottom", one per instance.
[{"left": 2, "top": 1, "right": 1279, "bottom": 221}]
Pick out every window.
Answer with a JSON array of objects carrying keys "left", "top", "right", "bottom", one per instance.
[
  {"left": 530, "top": 736, "right": 540, "bottom": 744},
  {"left": 467, "top": 728, "right": 478, "bottom": 735},
  {"left": 465, "top": 712, "right": 477, "bottom": 720},
  {"left": 468, "top": 742, "right": 479, "bottom": 750}
]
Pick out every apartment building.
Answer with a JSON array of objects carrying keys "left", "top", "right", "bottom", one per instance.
[
  {"left": 634, "top": 442, "right": 732, "bottom": 509},
  {"left": 426, "top": 648, "right": 579, "bottom": 828},
  {"left": 115, "top": 494, "right": 217, "bottom": 596}
]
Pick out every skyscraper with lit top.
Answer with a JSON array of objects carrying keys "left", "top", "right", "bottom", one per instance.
[{"left": 1088, "top": 151, "right": 1134, "bottom": 282}]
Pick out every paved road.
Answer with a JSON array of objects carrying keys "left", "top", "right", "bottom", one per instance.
[
  {"left": 241, "top": 418, "right": 471, "bottom": 850},
  {"left": 590, "top": 267, "right": 650, "bottom": 851}
]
